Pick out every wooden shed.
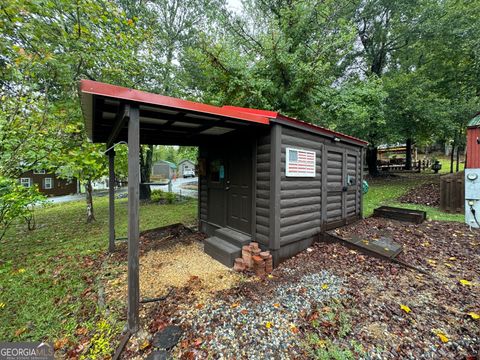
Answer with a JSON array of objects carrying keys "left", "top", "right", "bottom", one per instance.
[
  {"left": 198, "top": 107, "right": 367, "bottom": 266},
  {"left": 79, "top": 80, "right": 367, "bottom": 331}
]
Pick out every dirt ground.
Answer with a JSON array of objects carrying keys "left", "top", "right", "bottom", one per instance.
[
  {"left": 101, "top": 224, "right": 245, "bottom": 319},
  {"left": 107, "top": 221, "right": 479, "bottom": 359}
]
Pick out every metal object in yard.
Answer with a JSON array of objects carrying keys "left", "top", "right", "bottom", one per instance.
[{"left": 431, "top": 160, "right": 442, "bottom": 173}]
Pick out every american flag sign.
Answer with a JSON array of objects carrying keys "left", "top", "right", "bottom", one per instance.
[{"left": 286, "top": 147, "right": 316, "bottom": 177}]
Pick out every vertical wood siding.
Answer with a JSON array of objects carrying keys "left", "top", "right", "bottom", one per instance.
[
  {"left": 255, "top": 133, "right": 271, "bottom": 246},
  {"left": 466, "top": 127, "right": 480, "bottom": 168}
]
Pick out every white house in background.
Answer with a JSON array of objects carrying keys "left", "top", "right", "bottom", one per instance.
[{"left": 178, "top": 159, "right": 196, "bottom": 177}]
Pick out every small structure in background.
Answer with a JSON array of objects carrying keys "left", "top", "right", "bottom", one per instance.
[
  {"left": 377, "top": 143, "right": 418, "bottom": 170},
  {"left": 464, "top": 113, "right": 480, "bottom": 227},
  {"left": 19, "top": 170, "right": 78, "bottom": 196},
  {"left": 178, "top": 159, "right": 196, "bottom": 178},
  {"left": 151, "top": 160, "right": 177, "bottom": 180}
]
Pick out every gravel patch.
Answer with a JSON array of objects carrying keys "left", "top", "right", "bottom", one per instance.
[{"left": 176, "top": 270, "right": 344, "bottom": 359}]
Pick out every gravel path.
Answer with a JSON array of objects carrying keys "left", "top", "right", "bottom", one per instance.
[{"left": 176, "top": 270, "right": 344, "bottom": 359}]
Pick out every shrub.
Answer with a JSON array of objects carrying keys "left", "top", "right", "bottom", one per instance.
[
  {"left": 0, "top": 176, "right": 46, "bottom": 241},
  {"left": 151, "top": 189, "right": 165, "bottom": 202},
  {"left": 165, "top": 192, "right": 176, "bottom": 204}
]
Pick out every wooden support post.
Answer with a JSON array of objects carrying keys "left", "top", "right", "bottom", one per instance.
[
  {"left": 127, "top": 104, "right": 140, "bottom": 333},
  {"left": 108, "top": 149, "right": 116, "bottom": 253}
]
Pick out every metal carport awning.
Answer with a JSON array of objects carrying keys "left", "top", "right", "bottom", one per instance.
[
  {"left": 79, "top": 80, "right": 270, "bottom": 334},
  {"left": 80, "top": 79, "right": 270, "bottom": 147}
]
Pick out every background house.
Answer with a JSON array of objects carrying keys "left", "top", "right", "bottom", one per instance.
[
  {"left": 151, "top": 160, "right": 177, "bottom": 180},
  {"left": 19, "top": 170, "right": 78, "bottom": 196},
  {"left": 178, "top": 159, "right": 196, "bottom": 177}
]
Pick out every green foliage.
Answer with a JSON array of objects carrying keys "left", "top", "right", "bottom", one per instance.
[
  {"left": 303, "top": 300, "right": 364, "bottom": 360},
  {"left": 80, "top": 318, "right": 116, "bottom": 360},
  {"left": 151, "top": 189, "right": 177, "bottom": 204},
  {"left": 0, "top": 196, "right": 197, "bottom": 342},
  {"left": 151, "top": 189, "right": 166, "bottom": 202},
  {"left": 0, "top": 177, "right": 46, "bottom": 241}
]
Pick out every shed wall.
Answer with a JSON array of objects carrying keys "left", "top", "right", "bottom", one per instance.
[
  {"left": 466, "top": 127, "right": 480, "bottom": 168},
  {"left": 255, "top": 132, "right": 271, "bottom": 246},
  {"left": 275, "top": 125, "right": 364, "bottom": 262}
]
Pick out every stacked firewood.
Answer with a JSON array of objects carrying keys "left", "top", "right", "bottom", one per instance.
[{"left": 233, "top": 242, "right": 273, "bottom": 276}]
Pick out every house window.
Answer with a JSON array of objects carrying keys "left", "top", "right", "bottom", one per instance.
[
  {"left": 44, "top": 178, "right": 53, "bottom": 189},
  {"left": 20, "top": 178, "right": 31, "bottom": 187},
  {"left": 33, "top": 170, "right": 46, "bottom": 174}
]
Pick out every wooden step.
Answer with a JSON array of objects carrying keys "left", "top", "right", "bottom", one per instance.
[
  {"left": 204, "top": 236, "right": 241, "bottom": 267},
  {"left": 214, "top": 227, "right": 251, "bottom": 247}
]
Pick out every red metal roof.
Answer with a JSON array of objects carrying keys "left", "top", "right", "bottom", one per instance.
[
  {"left": 80, "top": 80, "right": 270, "bottom": 125},
  {"left": 80, "top": 80, "right": 367, "bottom": 146},
  {"left": 223, "top": 105, "right": 368, "bottom": 146}
]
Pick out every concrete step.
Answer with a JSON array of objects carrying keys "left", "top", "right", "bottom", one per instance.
[
  {"left": 214, "top": 227, "right": 251, "bottom": 247},
  {"left": 204, "top": 236, "right": 241, "bottom": 268}
]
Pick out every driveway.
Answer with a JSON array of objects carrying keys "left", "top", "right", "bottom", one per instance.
[
  {"left": 151, "top": 177, "right": 198, "bottom": 198},
  {"left": 48, "top": 177, "right": 198, "bottom": 204}
]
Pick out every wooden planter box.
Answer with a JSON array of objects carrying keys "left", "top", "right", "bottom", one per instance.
[{"left": 373, "top": 206, "right": 426, "bottom": 224}]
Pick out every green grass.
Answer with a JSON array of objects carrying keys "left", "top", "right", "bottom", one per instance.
[
  {"left": 435, "top": 155, "right": 465, "bottom": 174},
  {"left": 0, "top": 196, "right": 197, "bottom": 344},
  {"left": 363, "top": 173, "right": 464, "bottom": 222}
]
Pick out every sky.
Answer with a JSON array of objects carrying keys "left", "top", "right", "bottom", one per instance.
[{"left": 226, "top": 0, "right": 243, "bottom": 14}]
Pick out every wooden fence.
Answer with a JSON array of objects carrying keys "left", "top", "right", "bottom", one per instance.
[{"left": 440, "top": 171, "right": 464, "bottom": 213}]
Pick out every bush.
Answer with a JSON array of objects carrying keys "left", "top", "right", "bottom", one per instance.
[
  {"left": 151, "top": 189, "right": 165, "bottom": 202},
  {"left": 150, "top": 189, "right": 176, "bottom": 204},
  {"left": 0, "top": 176, "right": 46, "bottom": 240},
  {"left": 165, "top": 192, "right": 176, "bottom": 204}
]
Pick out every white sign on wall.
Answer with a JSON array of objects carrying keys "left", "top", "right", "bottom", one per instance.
[{"left": 286, "top": 147, "right": 316, "bottom": 177}]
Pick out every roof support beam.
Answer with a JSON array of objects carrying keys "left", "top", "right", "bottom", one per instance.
[
  {"left": 106, "top": 103, "right": 129, "bottom": 149},
  {"left": 127, "top": 104, "right": 140, "bottom": 333},
  {"left": 108, "top": 149, "right": 116, "bottom": 253}
]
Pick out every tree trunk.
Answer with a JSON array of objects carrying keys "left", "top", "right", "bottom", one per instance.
[
  {"left": 139, "top": 145, "right": 154, "bottom": 200},
  {"left": 366, "top": 146, "right": 379, "bottom": 176},
  {"left": 450, "top": 140, "right": 455, "bottom": 174},
  {"left": 85, "top": 180, "right": 95, "bottom": 223},
  {"left": 456, "top": 146, "right": 460, "bottom": 172},
  {"left": 405, "top": 138, "right": 412, "bottom": 170}
]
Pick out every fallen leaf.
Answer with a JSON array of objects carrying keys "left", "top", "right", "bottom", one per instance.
[
  {"left": 435, "top": 331, "right": 449, "bottom": 343},
  {"left": 195, "top": 303, "right": 204, "bottom": 309},
  {"left": 400, "top": 304, "right": 412, "bottom": 313},
  {"left": 240, "top": 309, "right": 248, "bottom": 315},
  {"left": 444, "top": 263, "right": 453, "bottom": 268},
  {"left": 273, "top": 303, "right": 280, "bottom": 308},
  {"left": 15, "top": 327, "right": 27, "bottom": 337},
  {"left": 0, "top": 302, "right": 5, "bottom": 309},
  {"left": 317, "top": 339, "right": 327, "bottom": 348},
  {"left": 290, "top": 324, "right": 299, "bottom": 333},
  {"left": 54, "top": 337, "right": 69, "bottom": 350},
  {"left": 139, "top": 340, "right": 150, "bottom": 350},
  {"left": 468, "top": 312, "right": 479, "bottom": 320},
  {"left": 459, "top": 279, "right": 473, "bottom": 286},
  {"left": 265, "top": 321, "right": 273, "bottom": 329},
  {"left": 321, "top": 284, "right": 329, "bottom": 290},
  {"left": 448, "top": 257, "right": 457, "bottom": 261},
  {"left": 230, "top": 303, "right": 240, "bottom": 309}
]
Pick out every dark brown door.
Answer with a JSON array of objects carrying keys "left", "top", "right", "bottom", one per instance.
[{"left": 226, "top": 145, "right": 252, "bottom": 234}]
